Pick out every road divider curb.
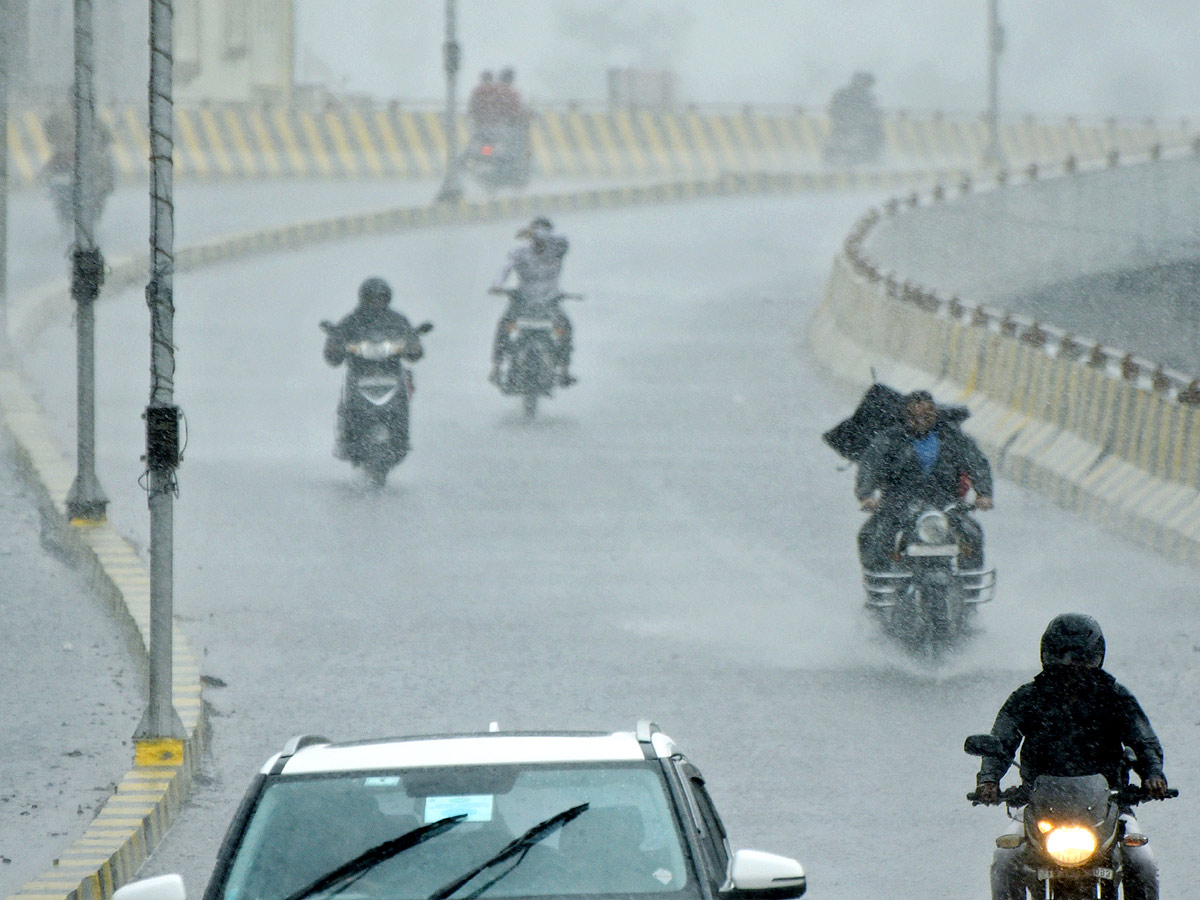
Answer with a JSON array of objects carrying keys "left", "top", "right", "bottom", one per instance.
[{"left": 0, "top": 367, "right": 206, "bottom": 900}]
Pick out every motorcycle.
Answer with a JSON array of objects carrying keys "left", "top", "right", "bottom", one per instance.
[
  {"left": 464, "top": 124, "right": 531, "bottom": 192},
  {"left": 40, "top": 149, "right": 114, "bottom": 235},
  {"left": 320, "top": 319, "right": 433, "bottom": 487},
  {"left": 862, "top": 499, "right": 995, "bottom": 657},
  {"left": 822, "top": 120, "right": 885, "bottom": 167},
  {"left": 965, "top": 733, "right": 1177, "bottom": 899},
  {"left": 490, "top": 287, "right": 582, "bottom": 418}
]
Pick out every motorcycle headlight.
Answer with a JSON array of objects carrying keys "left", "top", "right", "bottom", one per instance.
[
  {"left": 1042, "top": 825, "right": 1097, "bottom": 866},
  {"left": 914, "top": 511, "right": 952, "bottom": 544}
]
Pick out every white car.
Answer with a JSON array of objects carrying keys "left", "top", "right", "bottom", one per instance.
[{"left": 115, "top": 721, "right": 806, "bottom": 900}]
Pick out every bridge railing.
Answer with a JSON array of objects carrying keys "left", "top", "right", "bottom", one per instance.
[{"left": 815, "top": 145, "right": 1200, "bottom": 563}]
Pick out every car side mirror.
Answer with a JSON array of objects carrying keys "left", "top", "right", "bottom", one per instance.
[
  {"left": 964, "top": 734, "right": 1006, "bottom": 758},
  {"left": 723, "top": 849, "right": 807, "bottom": 899},
  {"left": 112, "top": 874, "right": 186, "bottom": 900}
]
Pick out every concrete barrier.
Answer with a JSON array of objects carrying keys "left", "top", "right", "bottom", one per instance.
[
  {"left": 9, "top": 102, "right": 1192, "bottom": 186},
  {"left": 812, "top": 151, "right": 1200, "bottom": 565}
]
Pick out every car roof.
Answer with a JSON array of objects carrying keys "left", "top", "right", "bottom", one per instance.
[{"left": 266, "top": 728, "right": 679, "bottom": 776}]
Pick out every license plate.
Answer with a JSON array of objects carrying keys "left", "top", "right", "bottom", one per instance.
[
  {"left": 905, "top": 544, "right": 958, "bottom": 556},
  {"left": 1037, "top": 867, "right": 1113, "bottom": 880}
]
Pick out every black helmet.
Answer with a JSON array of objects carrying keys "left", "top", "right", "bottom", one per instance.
[
  {"left": 1040, "top": 613, "right": 1105, "bottom": 667},
  {"left": 530, "top": 216, "right": 553, "bottom": 231},
  {"left": 358, "top": 277, "right": 392, "bottom": 308}
]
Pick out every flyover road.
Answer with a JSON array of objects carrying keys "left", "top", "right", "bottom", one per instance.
[{"left": 18, "top": 189, "right": 1200, "bottom": 898}]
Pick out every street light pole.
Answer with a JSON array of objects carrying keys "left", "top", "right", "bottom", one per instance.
[
  {"left": 434, "top": 0, "right": 463, "bottom": 203},
  {"left": 65, "top": 0, "right": 109, "bottom": 523},
  {"left": 0, "top": 0, "right": 10, "bottom": 351},
  {"left": 134, "top": 0, "right": 185, "bottom": 746},
  {"left": 983, "top": 0, "right": 1005, "bottom": 167}
]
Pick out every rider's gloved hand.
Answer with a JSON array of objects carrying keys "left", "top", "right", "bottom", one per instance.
[
  {"left": 975, "top": 781, "right": 1000, "bottom": 804},
  {"left": 1142, "top": 776, "right": 1169, "bottom": 799},
  {"left": 974, "top": 495, "right": 994, "bottom": 511}
]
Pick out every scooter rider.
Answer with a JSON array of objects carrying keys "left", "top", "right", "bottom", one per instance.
[
  {"left": 323, "top": 277, "right": 426, "bottom": 457},
  {"left": 855, "top": 390, "right": 992, "bottom": 571},
  {"left": 975, "top": 614, "right": 1169, "bottom": 900},
  {"left": 489, "top": 217, "right": 574, "bottom": 386}
]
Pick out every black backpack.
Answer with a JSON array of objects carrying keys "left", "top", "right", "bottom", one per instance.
[{"left": 823, "top": 383, "right": 969, "bottom": 462}]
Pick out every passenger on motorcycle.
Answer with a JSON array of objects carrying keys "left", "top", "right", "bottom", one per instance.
[
  {"left": 489, "top": 217, "right": 575, "bottom": 386},
  {"left": 855, "top": 391, "right": 992, "bottom": 571},
  {"left": 323, "top": 277, "right": 426, "bottom": 458},
  {"left": 976, "top": 614, "right": 1168, "bottom": 900}
]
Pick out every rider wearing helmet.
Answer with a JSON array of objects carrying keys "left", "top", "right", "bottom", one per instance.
[
  {"left": 324, "top": 277, "right": 427, "bottom": 457},
  {"left": 489, "top": 217, "right": 574, "bottom": 386},
  {"left": 976, "top": 614, "right": 1168, "bottom": 900}
]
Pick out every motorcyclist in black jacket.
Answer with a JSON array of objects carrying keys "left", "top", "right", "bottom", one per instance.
[
  {"left": 855, "top": 390, "right": 993, "bottom": 571},
  {"left": 323, "top": 277, "right": 426, "bottom": 458},
  {"left": 977, "top": 614, "right": 1169, "bottom": 900}
]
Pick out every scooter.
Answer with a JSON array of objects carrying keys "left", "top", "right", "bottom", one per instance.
[
  {"left": 862, "top": 499, "right": 995, "bottom": 657},
  {"left": 490, "top": 288, "right": 581, "bottom": 418},
  {"left": 465, "top": 124, "right": 531, "bottom": 192},
  {"left": 320, "top": 320, "right": 433, "bottom": 487},
  {"left": 965, "top": 734, "right": 1177, "bottom": 899}
]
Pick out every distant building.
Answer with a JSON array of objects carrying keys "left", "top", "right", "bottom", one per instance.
[{"left": 13, "top": 0, "right": 294, "bottom": 105}]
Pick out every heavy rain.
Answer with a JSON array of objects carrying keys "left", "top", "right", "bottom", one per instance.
[{"left": 1, "top": 3, "right": 1198, "bottom": 899}]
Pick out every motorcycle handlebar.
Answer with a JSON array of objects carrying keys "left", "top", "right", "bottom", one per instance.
[
  {"left": 967, "top": 786, "right": 1178, "bottom": 807},
  {"left": 488, "top": 288, "right": 583, "bottom": 301}
]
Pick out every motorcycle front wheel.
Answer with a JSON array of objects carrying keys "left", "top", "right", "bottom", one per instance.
[{"left": 364, "top": 458, "right": 390, "bottom": 489}]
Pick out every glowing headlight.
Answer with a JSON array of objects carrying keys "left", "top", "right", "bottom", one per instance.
[
  {"left": 1043, "top": 825, "right": 1097, "bottom": 866},
  {"left": 914, "top": 511, "right": 952, "bottom": 544}
]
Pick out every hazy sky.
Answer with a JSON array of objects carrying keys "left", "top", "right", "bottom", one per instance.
[{"left": 295, "top": 1, "right": 1200, "bottom": 118}]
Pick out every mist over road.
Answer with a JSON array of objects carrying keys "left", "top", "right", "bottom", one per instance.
[{"left": 18, "top": 189, "right": 1200, "bottom": 898}]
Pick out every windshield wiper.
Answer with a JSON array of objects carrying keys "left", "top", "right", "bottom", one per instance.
[
  {"left": 426, "top": 802, "right": 590, "bottom": 900},
  {"left": 281, "top": 814, "right": 468, "bottom": 900}
]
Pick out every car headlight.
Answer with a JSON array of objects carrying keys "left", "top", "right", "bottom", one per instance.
[
  {"left": 914, "top": 511, "right": 952, "bottom": 544},
  {"left": 1042, "top": 825, "right": 1097, "bottom": 866}
]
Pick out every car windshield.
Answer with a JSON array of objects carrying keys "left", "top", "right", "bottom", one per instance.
[{"left": 218, "top": 762, "right": 695, "bottom": 900}]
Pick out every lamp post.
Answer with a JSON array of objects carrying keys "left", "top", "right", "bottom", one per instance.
[
  {"left": 434, "top": 0, "right": 463, "bottom": 203},
  {"left": 983, "top": 0, "right": 1005, "bottom": 167},
  {"left": 0, "top": 0, "right": 10, "bottom": 351},
  {"left": 65, "top": 0, "right": 109, "bottom": 523},
  {"left": 134, "top": 0, "right": 185, "bottom": 746}
]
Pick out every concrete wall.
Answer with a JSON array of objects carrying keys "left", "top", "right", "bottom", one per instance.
[
  {"left": 812, "top": 155, "right": 1200, "bottom": 565},
  {"left": 861, "top": 153, "right": 1200, "bottom": 371}
]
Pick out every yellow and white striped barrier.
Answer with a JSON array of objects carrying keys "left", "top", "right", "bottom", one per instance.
[
  {"left": 812, "top": 150, "right": 1200, "bottom": 565},
  {"left": 7, "top": 103, "right": 1193, "bottom": 186}
]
